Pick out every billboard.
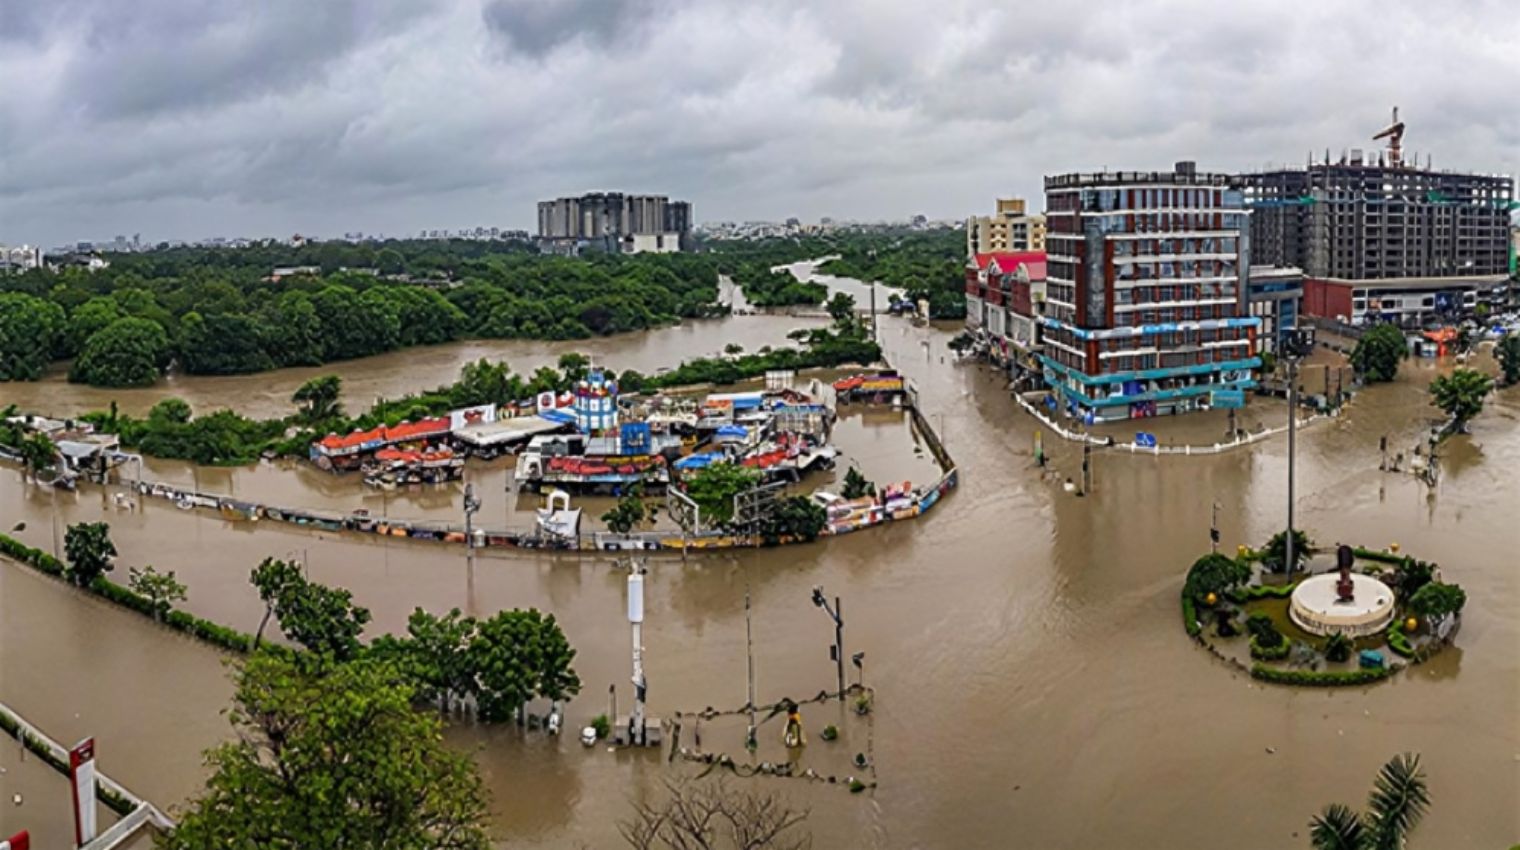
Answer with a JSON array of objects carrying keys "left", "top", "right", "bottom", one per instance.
[{"left": 449, "top": 404, "right": 496, "bottom": 431}]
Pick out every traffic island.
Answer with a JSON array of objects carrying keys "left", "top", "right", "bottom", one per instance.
[{"left": 1180, "top": 541, "right": 1464, "bottom": 687}]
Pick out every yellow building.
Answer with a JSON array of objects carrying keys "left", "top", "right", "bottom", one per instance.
[{"left": 967, "top": 198, "right": 1045, "bottom": 256}]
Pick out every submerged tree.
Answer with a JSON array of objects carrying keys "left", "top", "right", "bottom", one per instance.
[
  {"left": 1495, "top": 334, "right": 1520, "bottom": 387},
  {"left": 1428, "top": 367, "right": 1493, "bottom": 432},
  {"left": 161, "top": 654, "right": 490, "bottom": 850},
  {"left": 1349, "top": 324, "right": 1407, "bottom": 383},
  {"left": 291, "top": 374, "right": 344, "bottom": 425},
  {"left": 840, "top": 466, "right": 874, "bottom": 500},
  {"left": 621, "top": 778, "right": 811, "bottom": 850},
  {"left": 128, "top": 565, "right": 187, "bottom": 622},
  {"left": 1308, "top": 753, "right": 1430, "bottom": 850},
  {"left": 63, "top": 521, "right": 116, "bottom": 587},
  {"left": 1183, "top": 552, "right": 1250, "bottom": 602},
  {"left": 1262, "top": 529, "right": 1316, "bottom": 575}
]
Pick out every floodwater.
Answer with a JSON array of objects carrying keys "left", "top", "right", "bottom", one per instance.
[{"left": 2, "top": 273, "right": 1518, "bottom": 848}]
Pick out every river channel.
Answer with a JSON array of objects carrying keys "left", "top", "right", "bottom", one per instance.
[{"left": 1, "top": 266, "right": 1516, "bottom": 848}]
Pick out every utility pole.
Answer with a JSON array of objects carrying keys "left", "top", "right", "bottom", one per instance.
[
  {"left": 1210, "top": 502, "right": 1220, "bottom": 554},
  {"left": 463, "top": 482, "right": 482, "bottom": 579},
  {"left": 744, "top": 589, "right": 757, "bottom": 750},
  {"left": 811, "top": 586, "right": 845, "bottom": 700},
  {"left": 1081, "top": 443, "right": 1092, "bottom": 495},
  {"left": 869, "top": 283, "right": 878, "bottom": 343}
]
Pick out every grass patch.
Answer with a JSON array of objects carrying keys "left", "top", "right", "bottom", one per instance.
[{"left": 1249, "top": 663, "right": 1397, "bottom": 687}]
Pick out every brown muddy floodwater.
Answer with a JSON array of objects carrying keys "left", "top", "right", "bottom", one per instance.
[{"left": 2, "top": 285, "right": 1518, "bottom": 848}]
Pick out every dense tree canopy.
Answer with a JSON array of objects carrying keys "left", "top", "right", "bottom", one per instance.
[
  {"left": 3, "top": 239, "right": 725, "bottom": 386},
  {"left": 63, "top": 521, "right": 116, "bottom": 587},
  {"left": 162, "top": 653, "right": 490, "bottom": 850},
  {"left": 0, "top": 293, "right": 67, "bottom": 380},
  {"left": 1350, "top": 323, "right": 1408, "bottom": 383},
  {"left": 1428, "top": 367, "right": 1493, "bottom": 431},
  {"left": 69, "top": 316, "right": 171, "bottom": 386}
]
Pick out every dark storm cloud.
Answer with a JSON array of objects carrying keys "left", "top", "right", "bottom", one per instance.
[{"left": 0, "top": 0, "right": 1515, "bottom": 245}]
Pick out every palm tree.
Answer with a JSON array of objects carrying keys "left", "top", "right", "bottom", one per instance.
[{"left": 1309, "top": 753, "right": 1430, "bottom": 850}]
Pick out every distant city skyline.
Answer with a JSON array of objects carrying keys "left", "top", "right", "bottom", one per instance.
[{"left": 2, "top": 0, "right": 1517, "bottom": 247}]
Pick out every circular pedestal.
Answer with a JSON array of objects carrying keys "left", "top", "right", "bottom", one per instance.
[{"left": 1289, "top": 573, "right": 1395, "bottom": 637}]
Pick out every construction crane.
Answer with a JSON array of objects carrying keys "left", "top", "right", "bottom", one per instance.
[{"left": 1373, "top": 106, "right": 1405, "bottom": 167}]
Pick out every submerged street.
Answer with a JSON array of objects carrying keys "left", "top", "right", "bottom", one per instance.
[{"left": 2, "top": 277, "right": 1518, "bottom": 848}]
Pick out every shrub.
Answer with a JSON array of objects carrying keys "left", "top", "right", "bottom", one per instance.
[
  {"left": 1352, "top": 547, "right": 1409, "bottom": 565},
  {"left": 590, "top": 714, "right": 611, "bottom": 740},
  {"left": 1250, "top": 637, "right": 1291, "bottom": 661},
  {"left": 1182, "top": 594, "right": 1201, "bottom": 638},
  {"left": 1249, "top": 664, "right": 1397, "bottom": 687},
  {"left": 1386, "top": 621, "right": 1416, "bottom": 659},
  {"left": 820, "top": 725, "right": 839, "bottom": 742},
  {"left": 849, "top": 779, "right": 866, "bottom": 793},
  {"left": 1227, "top": 582, "right": 1297, "bottom": 603}
]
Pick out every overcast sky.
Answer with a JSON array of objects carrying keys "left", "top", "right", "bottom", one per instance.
[{"left": 2, "top": 0, "right": 1517, "bottom": 246}]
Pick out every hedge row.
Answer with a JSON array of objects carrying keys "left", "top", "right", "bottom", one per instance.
[
  {"left": 1182, "top": 594, "right": 1201, "bottom": 638},
  {"left": 1249, "top": 663, "right": 1397, "bottom": 687},
  {"left": 1228, "top": 582, "right": 1297, "bottom": 603},
  {"left": 1, "top": 532, "right": 260, "bottom": 656},
  {"left": 1351, "top": 547, "right": 1411, "bottom": 566},
  {"left": 1386, "top": 621, "right": 1416, "bottom": 659},
  {"left": 0, "top": 534, "right": 65, "bottom": 577},
  {"left": 1249, "top": 637, "right": 1291, "bottom": 661}
]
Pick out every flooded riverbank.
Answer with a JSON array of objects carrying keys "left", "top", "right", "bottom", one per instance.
[{"left": 2, "top": 273, "right": 1517, "bottom": 847}]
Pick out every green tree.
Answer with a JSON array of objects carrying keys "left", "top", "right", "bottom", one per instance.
[
  {"left": 63, "top": 521, "right": 116, "bottom": 587},
  {"left": 1495, "top": 334, "right": 1520, "bottom": 387},
  {"left": 1323, "top": 632, "right": 1353, "bottom": 663},
  {"left": 557, "top": 352, "right": 591, "bottom": 384},
  {"left": 69, "top": 316, "right": 171, "bottom": 387},
  {"left": 161, "top": 654, "right": 490, "bottom": 850},
  {"left": 467, "top": 609, "right": 580, "bottom": 722},
  {"left": 1389, "top": 559, "right": 1435, "bottom": 603},
  {"left": 1183, "top": 552, "right": 1251, "bottom": 601},
  {"left": 1408, "top": 582, "right": 1466, "bottom": 630},
  {"left": 17, "top": 432, "right": 57, "bottom": 480},
  {"left": 272, "top": 575, "right": 372, "bottom": 660},
  {"left": 64, "top": 296, "right": 123, "bottom": 356},
  {"left": 1246, "top": 613, "right": 1285, "bottom": 648},
  {"left": 178, "top": 311, "right": 274, "bottom": 375},
  {"left": 451, "top": 358, "right": 521, "bottom": 407},
  {"left": 759, "top": 496, "right": 827, "bottom": 542},
  {"left": 251, "top": 557, "right": 304, "bottom": 648},
  {"left": 1349, "top": 324, "right": 1408, "bottom": 383},
  {"left": 684, "top": 463, "right": 764, "bottom": 529},
  {"left": 263, "top": 291, "right": 325, "bottom": 367},
  {"left": 602, "top": 492, "right": 648, "bottom": 535},
  {"left": 840, "top": 466, "right": 874, "bottom": 499},
  {"left": 1262, "top": 529, "right": 1316, "bottom": 574},
  {"left": 147, "top": 397, "right": 193, "bottom": 428},
  {"left": 292, "top": 374, "right": 344, "bottom": 424},
  {"left": 376, "top": 247, "right": 406, "bottom": 275},
  {"left": 1428, "top": 367, "right": 1493, "bottom": 432},
  {"left": 128, "top": 565, "right": 187, "bottom": 622},
  {"left": 0, "top": 293, "right": 67, "bottom": 380},
  {"left": 1308, "top": 753, "right": 1429, "bottom": 850},
  {"left": 826, "top": 291, "right": 857, "bottom": 326}
]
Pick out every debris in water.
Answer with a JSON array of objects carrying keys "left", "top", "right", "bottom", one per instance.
[{"left": 1265, "top": 747, "right": 1276, "bottom": 754}]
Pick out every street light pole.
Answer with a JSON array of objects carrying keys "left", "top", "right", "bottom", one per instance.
[
  {"left": 1283, "top": 328, "right": 1315, "bottom": 576},
  {"left": 811, "top": 586, "right": 845, "bottom": 701}
]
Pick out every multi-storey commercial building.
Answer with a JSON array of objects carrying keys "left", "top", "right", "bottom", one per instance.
[
  {"left": 1241, "top": 145, "right": 1513, "bottom": 326},
  {"left": 0, "top": 244, "right": 44, "bottom": 273},
  {"left": 536, "top": 192, "right": 693, "bottom": 254},
  {"left": 1039, "top": 163, "right": 1260, "bottom": 421},
  {"left": 967, "top": 198, "right": 1046, "bottom": 255}
]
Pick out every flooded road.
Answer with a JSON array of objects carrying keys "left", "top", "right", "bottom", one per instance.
[{"left": 2, "top": 280, "right": 1518, "bottom": 847}]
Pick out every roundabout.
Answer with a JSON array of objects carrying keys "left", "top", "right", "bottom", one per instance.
[{"left": 1180, "top": 538, "right": 1466, "bottom": 688}]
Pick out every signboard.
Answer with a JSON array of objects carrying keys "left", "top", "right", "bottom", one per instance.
[
  {"left": 535, "top": 391, "right": 556, "bottom": 413},
  {"left": 1, "top": 831, "right": 31, "bottom": 850},
  {"left": 69, "top": 737, "right": 97, "bottom": 846},
  {"left": 1135, "top": 432, "right": 1158, "bottom": 448},
  {"left": 449, "top": 404, "right": 496, "bottom": 431},
  {"left": 1211, "top": 389, "right": 1246, "bottom": 409}
]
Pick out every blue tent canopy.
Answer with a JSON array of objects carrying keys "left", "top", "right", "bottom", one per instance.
[
  {"left": 715, "top": 424, "right": 749, "bottom": 438},
  {"left": 674, "top": 452, "right": 724, "bottom": 470}
]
